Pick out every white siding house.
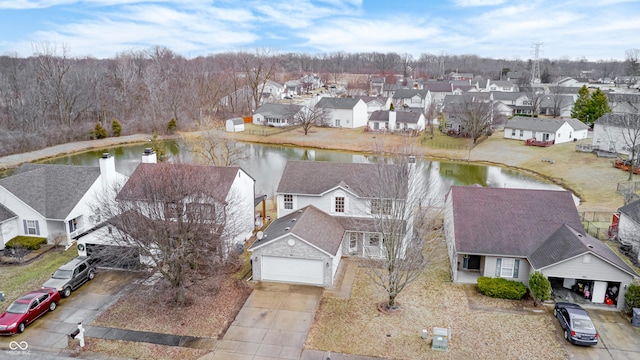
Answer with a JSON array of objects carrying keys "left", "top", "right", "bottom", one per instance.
[
  {"left": 504, "top": 116, "right": 589, "bottom": 144},
  {"left": 315, "top": 97, "right": 368, "bottom": 128},
  {"left": 592, "top": 113, "right": 640, "bottom": 156}
]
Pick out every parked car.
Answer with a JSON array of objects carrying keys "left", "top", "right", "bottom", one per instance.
[
  {"left": 42, "top": 256, "right": 96, "bottom": 297},
  {"left": 0, "top": 289, "right": 60, "bottom": 335},
  {"left": 554, "top": 302, "right": 598, "bottom": 346}
]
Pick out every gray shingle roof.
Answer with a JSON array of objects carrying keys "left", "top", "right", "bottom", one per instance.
[
  {"left": 423, "top": 82, "right": 453, "bottom": 93},
  {"left": 392, "top": 89, "right": 429, "bottom": 100},
  {"left": 618, "top": 199, "right": 640, "bottom": 224},
  {"left": 117, "top": 163, "right": 243, "bottom": 203},
  {"left": 505, "top": 116, "right": 566, "bottom": 132},
  {"left": 0, "top": 202, "right": 17, "bottom": 222},
  {"left": 0, "top": 164, "right": 101, "bottom": 220},
  {"left": 249, "top": 205, "right": 344, "bottom": 255},
  {"left": 277, "top": 160, "right": 406, "bottom": 199},
  {"left": 564, "top": 118, "right": 590, "bottom": 131},
  {"left": 449, "top": 186, "right": 583, "bottom": 256},
  {"left": 595, "top": 113, "right": 640, "bottom": 127},
  {"left": 528, "top": 224, "right": 638, "bottom": 276},
  {"left": 254, "top": 103, "right": 303, "bottom": 118},
  {"left": 369, "top": 110, "right": 422, "bottom": 124},
  {"left": 315, "top": 97, "right": 361, "bottom": 109}
]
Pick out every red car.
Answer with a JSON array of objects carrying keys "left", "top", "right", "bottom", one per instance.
[{"left": 0, "top": 289, "right": 61, "bottom": 335}]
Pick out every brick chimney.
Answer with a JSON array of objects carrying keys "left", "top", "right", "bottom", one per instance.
[{"left": 141, "top": 148, "right": 157, "bottom": 164}]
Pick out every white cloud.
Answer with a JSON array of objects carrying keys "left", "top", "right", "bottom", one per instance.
[{"left": 452, "top": 0, "right": 506, "bottom": 7}]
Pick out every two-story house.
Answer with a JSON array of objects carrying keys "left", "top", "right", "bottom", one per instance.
[
  {"left": 315, "top": 97, "right": 368, "bottom": 128},
  {"left": 592, "top": 113, "right": 640, "bottom": 156},
  {"left": 249, "top": 160, "right": 420, "bottom": 286},
  {"left": 76, "top": 150, "right": 256, "bottom": 268},
  {"left": 392, "top": 89, "right": 432, "bottom": 113},
  {"left": 0, "top": 154, "right": 127, "bottom": 250}
]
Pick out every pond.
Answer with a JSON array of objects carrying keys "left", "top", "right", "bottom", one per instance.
[{"left": 32, "top": 140, "right": 575, "bottom": 205}]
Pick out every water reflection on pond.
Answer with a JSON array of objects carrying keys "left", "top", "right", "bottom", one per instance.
[{"left": 35, "top": 140, "right": 573, "bottom": 204}]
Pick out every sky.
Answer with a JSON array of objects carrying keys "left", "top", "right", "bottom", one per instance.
[{"left": 0, "top": 0, "right": 638, "bottom": 61}]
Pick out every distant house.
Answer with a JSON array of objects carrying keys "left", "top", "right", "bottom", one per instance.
[
  {"left": 368, "top": 110, "right": 425, "bottom": 132},
  {"left": 441, "top": 93, "right": 492, "bottom": 133},
  {"left": 491, "top": 92, "right": 532, "bottom": 116},
  {"left": 253, "top": 103, "right": 303, "bottom": 127},
  {"left": 225, "top": 117, "right": 245, "bottom": 132},
  {"left": 608, "top": 93, "right": 640, "bottom": 114},
  {"left": 448, "top": 72, "right": 474, "bottom": 81},
  {"left": 315, "top": 97, "right": 368, "bottom": 128},
  {"left": 444, "top": 186, "right": 637, "bottom": 311},
  {"left": 488, "top": 80, "right": 517, "bottom": 92},
  {"left": 423, "top": 82, "right": 454, "bottom": 111},
  {"left": 592, "top": 113, "right": 640, "bottom": 156},
  {"left": 261, "top": 80, "right": 285, "bottom": 101},
  {"left": 539, "top": 94, "right": 574, "bottom": 118},
  {"left": 392, "top": 89, "right": 432, "bottom": 113},
  {"left": 0, "top": 154, "right": 127, "bottom": 250},
  {"left": 356, "top": 96, "right": 392, "bottom": 116},
  {"left": 504, "top": 116, "right": 589, "bottom": 144}
]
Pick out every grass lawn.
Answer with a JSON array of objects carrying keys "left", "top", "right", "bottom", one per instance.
[
  {"left": 0, "top": 247, "right": 77, "bottom": 312},
  {"left": 74, "top": 338, "right": 209, "bottom": 360},
  {"left": 306, "top": 241, "right": 568, "bottom": 360}
]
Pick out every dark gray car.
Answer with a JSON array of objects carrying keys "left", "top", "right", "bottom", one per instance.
[
  {"left": 42, "top": 256, "right": 96, "bottom": 297},
  {"left": 554, "top": 302, "right": 598, "bottom": 346}
]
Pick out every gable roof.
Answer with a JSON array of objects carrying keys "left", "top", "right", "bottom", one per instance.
[
  {"left": 564, "top": 118, "right": 590, "bottom": 131},
  {"left": 254, "top": 103, "right": 303, "bottom": 118},
  {"left": 369, "top": 110, "right": 422, "bottom": 124},
  {"left": 491, "top": 91, "right": 526, "bottom": 101},
  {"left": 392, "top": 89, "right": 429, "bottom": 100},
  {"left": 505, "top": 116, "right": 569, "bottom": 132},
  {"left": 423, "top": 82, "right": 453, "bottom": 93},
  {"left": 315, "top": 97, "right": 361, "bottom": 109},
  {"left": 0, "top": 202, "right": 17, "bottom": 222},
  {"left": 117, "top": 163, "right": 243, "bottom": 203},
  {"left": 449, "top": 186, "right": 583, "bottom": 257},
  {"left": 595, "top": 113, "right": 640, "bottom": 127},
  {"left": 619, "top": 199, "right": 640, "bottom": 224},
  {"left": 529, "top": 224, "right": 638, "bottom": 276},
  {"left": 356, "top": 96, "right": 387, "bottom": 105},
  {"left": 0, "top": 164, "right": 101, "bottom": 220},
  {"left": 277, "top": 160, "right": 405, "bottom": 199},
  {"left": 249, "top": 205, "right": 344, "bottom": 255}
]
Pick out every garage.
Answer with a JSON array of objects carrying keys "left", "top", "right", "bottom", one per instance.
[
  {"left": 261, "top": 256, "right": 324, "bottom": 285},
  {"left": 86, "top": 244, "right": 141, "bottom": 270}
]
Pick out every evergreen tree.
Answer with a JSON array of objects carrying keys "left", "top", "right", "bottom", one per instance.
[
  {"left": 111, "top": 119, "right": 122, "bottom": 137},
  {"left": 588, "top": 89, "right": 612, "bottom": 125},
  {"left": 90, "top": 122, "right": 107, "bottom": 139},
  {"left": 167, "top": 118, "right": 177, "bottom": 134},
  {"left": 529, "top": 271, "right": 551, "bottom": 307},
  {"left": 571, "top": 85, "right": 590, "bottom": 123}
]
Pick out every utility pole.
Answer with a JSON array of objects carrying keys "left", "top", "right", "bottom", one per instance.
[{"left": 531, "top": 42, "right": 543, "bottom": 84}]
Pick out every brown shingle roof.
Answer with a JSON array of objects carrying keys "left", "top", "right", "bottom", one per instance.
[
  {"left": 449, "top": 186, "right": 583, "bottom": 256},
  {"left": 249, "top": 205, "right": 344, "bottom": 255}
]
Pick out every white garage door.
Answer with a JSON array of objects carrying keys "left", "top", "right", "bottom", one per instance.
[{"left": 261, "top": 256, "right": 324, "bottom": 285}]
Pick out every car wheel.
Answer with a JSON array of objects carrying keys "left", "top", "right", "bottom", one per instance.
[
  {"left": 564, "top": 330, "right": 570, "bottom": 341},
  {"left": 49, "top": 301, "right": 57, "bottom": 311},
  {"left": 88, "top": 270, "right": 95, "bottom": 280},
  {"left": 553, "top": 308, "right": 557, "bottom": 317},
  {"left": 62, "top": 287, "right": 72, "bottom": 298},
  {"left": 17, "top": 323, "right": 25, "bottom": 333}
]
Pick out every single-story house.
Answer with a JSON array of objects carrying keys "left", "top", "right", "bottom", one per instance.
[
  {"left": 504, "top": 116, "right": 589, "bottom": 144},
  {"left": 444, "top": 186, "right": 637, "bottom": 310},
  {"left": 368, "top": 110, "right": 426, "bottom": 132},
  {"left": 225, "top": 117, "right": 245, "bottom": 132},
  {"left": 252, "top": 103, "right": 303, "bottom": 127}
]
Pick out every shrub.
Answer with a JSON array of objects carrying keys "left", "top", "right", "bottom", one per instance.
[
  {"left": 5, "top": 236, "right": 48, "bottom": 250},
  {"left": 624, "top": 283, "right": 640, "bottom": 314},
  {"left": 167, "top": 118, "right": 177, "bottom": 134},
  {"left": 477, "top": 276, "right": 527, "bottom": 300},
  {"left": 90, "top": 122, "right": 107, "bottom": 139},
  {"left": 111, "top": 119, "right": 122, "bottom": 137},
  {"left": 529, "top": 271, "right": 551, "bottom": 306}
]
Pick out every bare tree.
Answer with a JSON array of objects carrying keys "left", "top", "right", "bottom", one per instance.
[
  {"left": 521, "top": 83, "right": 543, "bottom": 115},
  {"left": 94, "top": 163, "right": 245, "bottom": 305},
  {"left": 617, "top": 114, "right": 640, "bottom": 181},
  {"left": 294, "top": 99, "right": 330, "bottom": 135},
  {"left": 548, "top": 85, "right": 570, "bottom": 118},
  {"left": 625, "top": 49, "right": 640, "bottom": 79},
  {"left": 180, "top": 121, "right": 248, "bottom": 166},
  {"left": 457, "top": 95, "right": 493, "bottom": 144},
  {"left": 355, "top": 154, "right": 441, "bottom": 310},
  {"left": 239, "top": 49, "right": 279, "bottom": 112}
]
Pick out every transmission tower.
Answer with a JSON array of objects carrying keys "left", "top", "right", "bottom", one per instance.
[{"left": 530, "top": 42, "right": 543, "bottom": 84}]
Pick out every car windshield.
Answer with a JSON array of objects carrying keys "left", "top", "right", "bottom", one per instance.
[
  {"left": 6, "top": 302, "right": 28, "bottom": 314},
  {"left": 52, "top": 269, "right": 73, "bottom": 279},
  {"left": 572, "top": 318, "right": 595, "bottom": 331}
]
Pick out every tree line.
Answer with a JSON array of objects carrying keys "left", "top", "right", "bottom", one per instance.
[{"left": 0, "top": 43, "right": 636, "bottom": 157}]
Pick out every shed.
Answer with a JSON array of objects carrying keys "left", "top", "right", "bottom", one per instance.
[{"left": 226, "top": 117, "right": 245, "bottom": 132}]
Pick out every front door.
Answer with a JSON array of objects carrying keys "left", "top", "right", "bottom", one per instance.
[{"left": 463, "top": 255, "right": 481, "bottom": 270}]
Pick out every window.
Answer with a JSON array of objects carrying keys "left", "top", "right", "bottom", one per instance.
[
  {"left": 349, "top": 232, "right": 358, "bottom": 251},
  {"left": 511, "top": 129, "right": 516, "bottom": 136},
  {"left": 367, "top": 233, "right": 380, "bottom": 247},
  {"left": 371, "top": 199, "right": 380, "bottom": 214},
  {"left": 495, "top": 258, "right": 520, "bottom": 278},
  {"left": 25, "top": 220, "right": 38, "bottom": 235},
  {"left": 284, "top": 194, "right": 293, "bottom": 210},
  {"left": 29, "top": 300, "right": 39, "bottom": 310},
  {"left": 382, "top": 199, "right": 392, "bottom": 215},
  {"left": 519, "top": 130, "right": 524, "bottom": 137},
  {"left": 335, "top": 197, "right": 345, "bottom": 213}
]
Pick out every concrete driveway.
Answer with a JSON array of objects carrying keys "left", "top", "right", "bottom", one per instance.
[
  {"left": 557, "top": 309, "right": 640, "bottom": 359},
  {"left": 201, "top": 282, "right": 323, "bottom": 360},
  {"left": 0, "top": 270, "right": 140, "bottom": 355}
]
